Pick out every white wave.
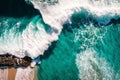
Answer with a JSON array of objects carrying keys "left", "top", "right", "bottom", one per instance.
[
  {"left": 76, "top": 48, "right": 114, "bottom": 80},
  {"left": 0, "top": 17, "right": 59, "bottom": 67},
  {"left": 0, "top": 16, "right": 58, "bottom": 60},
  {"left": 31, "top": 0, "right": 120, "bottom": 27}
]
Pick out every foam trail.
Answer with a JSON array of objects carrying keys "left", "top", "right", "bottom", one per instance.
[{"left": 76, "top": 48, "right": 114, "bottom": 80}]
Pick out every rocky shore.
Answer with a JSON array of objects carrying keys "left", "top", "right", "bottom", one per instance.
[{"left": 0, "top": 54, "right": 32, "bottom": 67}]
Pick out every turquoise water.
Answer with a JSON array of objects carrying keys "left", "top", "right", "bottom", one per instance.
[
  {"left": 94, "top": 24, "right": 120, "bottom": 78},
  {"left": 38, "top": 27, "right": 79, "bottom": 80},
  {"left": 38, "top": 12, "right": 120, "bottom": 80}
]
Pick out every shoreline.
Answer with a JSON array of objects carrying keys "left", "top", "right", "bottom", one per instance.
[{"left": 34, "top": 66, "right": 38, "bottom": 80}]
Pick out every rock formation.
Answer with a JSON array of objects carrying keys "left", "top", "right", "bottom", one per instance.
[{"left": 0, "top": 54, "right": 32, "bottom": 67}]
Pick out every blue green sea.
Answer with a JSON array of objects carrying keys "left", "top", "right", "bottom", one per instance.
[
  {"left": 0, "top": 0, "right": 120, "bottom": 80},
  {"left": 38, "top": 12, "right": 120, "bottom": 80}
]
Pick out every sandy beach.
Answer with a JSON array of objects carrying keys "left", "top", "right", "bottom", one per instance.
[
  {"left": 8, "top": 68, "right": 17, "bottom": 80},
  {"left": 0, "top": 67, "right": 37, "bottom": 80}
]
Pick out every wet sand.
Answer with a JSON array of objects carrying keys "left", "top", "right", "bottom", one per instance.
[
  {"left": 0, "top": 67, "right": 37, "bottom": 80},
  {"left": 8, "top": 68, "right": 17, "bottom": 80}
]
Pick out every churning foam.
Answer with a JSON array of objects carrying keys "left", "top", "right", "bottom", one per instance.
[{"left": 76, "top": 48, "right": 120, "bottom": 80}]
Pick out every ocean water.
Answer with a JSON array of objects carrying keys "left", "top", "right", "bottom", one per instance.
[
  {"left": 0, "top": 0, "right": 120, "bottom": 80},
  {"left": 38, "top": 24, "right": 120, "bottom": 80},
  {"left": 37, "top": 2, "right": 120, "bottom": 80},
  {"left": 38, "top": 16, "right": 120, "bottom": 80}
]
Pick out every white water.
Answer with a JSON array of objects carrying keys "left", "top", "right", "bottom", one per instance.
[
  {"left": 31, "top": 0, "right": 120, "bottom": 27},
  {"left": 0, "top": 16, "right": 58, "bottom": 59}
]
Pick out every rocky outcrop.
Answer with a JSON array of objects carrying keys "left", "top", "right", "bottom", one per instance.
[{"left": 0, "top": 54, "right": 32, "bottom": 67}]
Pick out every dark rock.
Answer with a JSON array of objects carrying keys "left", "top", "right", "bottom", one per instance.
[{"left": 0, "top": 54, "right": 32, "bottom": 67}]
